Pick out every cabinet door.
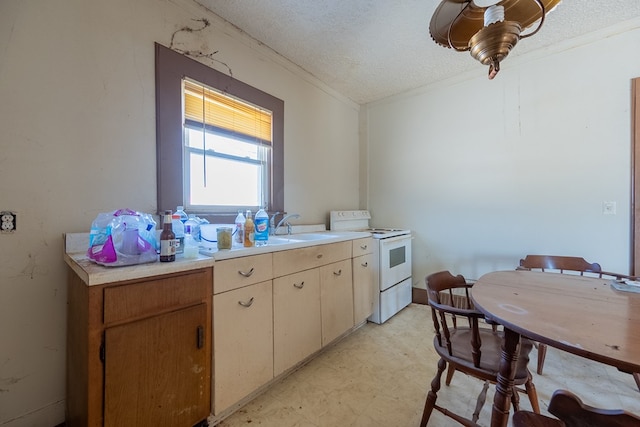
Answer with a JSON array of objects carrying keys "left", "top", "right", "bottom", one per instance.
[
  {"left": 213, "top": 280, "right": 273, "bottom": 414},
  {"left": 273, "top": 269, "right": 321, "bottom": 376},
  {"left": 320, "top": 259, "right": 354, "bottom": 346},
  {"left": 353, "top": 253, "right": 375, "bottom": 324},
  {"left": 104, "top": 303, "right": 209, "bottom": 427}
]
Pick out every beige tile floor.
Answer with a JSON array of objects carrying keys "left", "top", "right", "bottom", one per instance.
[{"left": 214, "top": 303, "right": 640, "bottom": 426}]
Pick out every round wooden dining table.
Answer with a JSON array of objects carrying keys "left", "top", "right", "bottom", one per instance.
[{"left": 471, "top": 270, "right": 640, "bottom": 427}]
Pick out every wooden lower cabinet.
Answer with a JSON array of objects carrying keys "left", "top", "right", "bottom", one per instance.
[
  {"left": 66, "top": 267, "right": 212, "bottom": 427},
  {"left": 213, "top": 280, "right": 273, "bottom": 414},
  {"left": 353, "top": 252, "right": 375, "bottom": 324},
  {"left": 104, "top": 304, "right": 208, "bottom": 426},
  {"left": 273, "top": 269, "right": 322, "bottom": 376},
  {"left": 319, "top": 259, "right": 354, "bottom": 346}
]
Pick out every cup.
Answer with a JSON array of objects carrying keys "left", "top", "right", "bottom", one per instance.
[{"left": 217, "top": 227, "right": 233, "bottom": 250}]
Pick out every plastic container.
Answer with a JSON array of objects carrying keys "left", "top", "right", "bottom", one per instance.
[
  {"left": 243, "top": 210, "right": 254, "bottom": 247},
  {"left": 217, "top": 227, "right": 233, "bottom": 250},
  {"left": 254, "top": 207, "right": 269, "bottom": 246},
  {"left": 175, "top": 206, "right": 189, "bottom": 223},
  {"left": 172, "top": 214, "right": 185, "bottom": 254},
  {"left": 184, "top": 214, "right": 200, "bottom": 242},
  {"left": 183, "top": 230, "right": 199, "bottom": 259},
  {"left": 234, "top": 211, "right": 245, "bottom": 246}
]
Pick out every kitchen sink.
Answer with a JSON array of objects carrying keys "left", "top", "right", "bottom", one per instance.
[{"left": 284, "top": 233, "right": 340, "bottom": 241}]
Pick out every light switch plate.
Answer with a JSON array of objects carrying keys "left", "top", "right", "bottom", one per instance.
[{"left": 603, "top": 201, "right": 616, "bottom": 215}]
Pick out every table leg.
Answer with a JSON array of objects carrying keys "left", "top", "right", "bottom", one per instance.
[{"left": 491, "top": 327, "right": 521, "bottom": 427}]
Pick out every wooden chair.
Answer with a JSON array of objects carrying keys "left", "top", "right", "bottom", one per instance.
[
  {"left": 420, "top": 271, "right": 540, "bottom": 427},
  {"left": 517, "top": 254, "right": 637, "bottom": 382},
  {"left": 513, "top": 389, "right": 640, "bottom": 426}
]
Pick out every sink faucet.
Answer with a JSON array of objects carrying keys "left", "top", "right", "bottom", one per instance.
[
  {"left": 269, "top": 212, "right": 281, "bottom": 235},
  {"left": 274, "top": 213, "right": 301, "bottom": 235}
]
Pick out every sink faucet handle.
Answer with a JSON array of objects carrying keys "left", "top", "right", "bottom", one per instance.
[{"left": 269, "top": 212, "right": 281, "bottom": 234}]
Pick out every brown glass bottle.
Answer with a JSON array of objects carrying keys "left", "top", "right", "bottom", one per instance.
[{"left": 159, "top": 210, "right": 176, "bottom": 262}]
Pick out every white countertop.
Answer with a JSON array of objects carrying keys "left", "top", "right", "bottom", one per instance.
[{"left": 64, "top": 230, "right": 371, "bottom": 286}]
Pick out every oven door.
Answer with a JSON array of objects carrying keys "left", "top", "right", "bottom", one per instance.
[{"left": 378, "top": 234, "right": 412, "bottom": 291}]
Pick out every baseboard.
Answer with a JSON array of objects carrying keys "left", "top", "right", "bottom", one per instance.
[{"left": 1, "top": 399, "right": 64, "bottom": 427}]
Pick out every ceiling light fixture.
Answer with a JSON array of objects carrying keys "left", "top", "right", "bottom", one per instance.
[{"left": 429, "top": 0, "right": 561, "bottom": 79}]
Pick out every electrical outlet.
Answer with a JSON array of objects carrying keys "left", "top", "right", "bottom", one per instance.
[{"left": 1, "top": 211, "right": 17, "bottom": 233}]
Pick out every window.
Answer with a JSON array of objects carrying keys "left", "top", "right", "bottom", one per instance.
[{"left": 155, "top": 43, "right": 284, "bottom": 222}]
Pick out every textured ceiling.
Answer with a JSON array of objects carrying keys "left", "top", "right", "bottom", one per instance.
[{"left": 193, "top": 0, "right": 640, "bottom": 104}]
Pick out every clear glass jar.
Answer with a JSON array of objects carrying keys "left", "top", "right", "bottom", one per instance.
[{"left": 217, "top": 227, "right": 233, "bottom": 250}]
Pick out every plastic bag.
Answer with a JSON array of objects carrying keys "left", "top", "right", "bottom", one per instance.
[{"left": 87, "top": 208, "right": 158, "bottom": 267}]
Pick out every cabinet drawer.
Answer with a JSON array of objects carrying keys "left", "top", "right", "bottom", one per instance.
[
  {"left": 273, "top": 241, "right": 351, "bottom": 278},
  {"left": 352, "top": 237, "right": 374, "bottom": 257},
  {"left": 213, "top": 253, "right": 273, "bottom": 294},
  {"left": 103, "top": 268, "right": 211, "bottom": 325}
]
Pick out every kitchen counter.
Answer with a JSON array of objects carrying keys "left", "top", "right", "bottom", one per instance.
[{"left": 64, "top": 230, "right": 371, "bottom": 286}]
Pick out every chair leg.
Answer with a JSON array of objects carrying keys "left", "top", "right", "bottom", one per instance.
[
  {"left": 537, "top": 343, "right": 547, "bottom": 375},
  {"left": 472, "top": 381, "right": 490, "bottom": 423},
  {"left": 524, "top": 373, "right": 541, "bottom": 414},
  {"left": 445, "top": 363, "right": 456, "bottom": 386},
  {"left": 633, "top": 372, "right": 640, "bottom": 393},
  {"left": 511, "top": 384, "right": 521, "bottom": 412},
  {"left": 421, "top": 358, "right": 446, "bottom": 427}
]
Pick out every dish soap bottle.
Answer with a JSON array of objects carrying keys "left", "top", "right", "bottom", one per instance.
[
  {"left": 234, "top": 210, "right": 245, "bottom": 247},
  {"left": 254, "top": 207, "right": 269, "bottom": 246},
  {"left": 243, "top": 210, "right": 254, "bottom": 247}
]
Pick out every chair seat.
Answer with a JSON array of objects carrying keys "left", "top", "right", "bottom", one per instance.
[{"left": 433, "top": 327, "right": 533, "bottom": 385}]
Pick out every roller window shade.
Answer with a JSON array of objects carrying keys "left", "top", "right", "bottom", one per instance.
[{"left": 183, "top": 80, "right": 272, "bottom": 146}]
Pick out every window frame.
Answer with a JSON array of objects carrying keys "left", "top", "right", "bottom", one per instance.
[{"left": 155, "top": 42, "right": 284, "bottom": 223}]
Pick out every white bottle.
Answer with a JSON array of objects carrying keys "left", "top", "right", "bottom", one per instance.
[
  {"left": 234, "top": 210, "right": 245, "bottom": 246},
  {"left": 254, "top": 207, "right": 269, "bottom": 246},
  {"left": 183, "top": 227, "right": 199, "bottom": 259},
  {"left": 172, "top": 214, "right": 185, "bottom": 254}
]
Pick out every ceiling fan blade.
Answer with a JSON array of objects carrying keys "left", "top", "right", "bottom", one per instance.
[{"left": 429, "top": 0, "right": 485, "bottom": 50}]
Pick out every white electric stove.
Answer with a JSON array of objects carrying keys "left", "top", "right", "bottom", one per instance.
[{"left": 330, "top": 210, "right": 412, "bottom": 324}]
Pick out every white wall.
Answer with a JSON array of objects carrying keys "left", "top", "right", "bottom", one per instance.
[
  {"left": 365, "top": 19, "right": 640, "bottom": 285},
  {"left": 0, "top": 0, "right": 360, "bottom": 425}
]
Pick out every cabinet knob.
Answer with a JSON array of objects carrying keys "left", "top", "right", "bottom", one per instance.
[
  {"left": 316, "top": 254, "right": 323, "bottom": 259},
  {"left": 361, "top": 262, "right": 368, "bottom": 267},
  {"left": 238, "top": 267, "right": 255, "bottom": 277},
  {"left": 238, "top": 297, "right": 255, "bottom": 307},
  {"left": 196, "top": 325, "right": 205, "bottom": 349},
  {"left": 333, "top": 269, "right": 342, "bottom": 276},
  {"left": 360, "top": 245, "right": 368, "bottom": 250},
  {"left": 293, "top": 281, "right": 305, "bottom": 289}
]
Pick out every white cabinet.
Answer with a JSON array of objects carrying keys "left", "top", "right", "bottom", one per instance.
[
  {"left": 213, "top": 253, "right": 274, "bottom": 415},
  {"left": 320, "top": 259, "right": 354, "bottom": 346},
  {"left": 273, "top": 269, "right": 321, "bottom": 376},
  {"left": 352, "top": 237, "right": 375, "bottom": 325},
  {"left": 213, "top": 280, "right": 273, "bottom": 414}
]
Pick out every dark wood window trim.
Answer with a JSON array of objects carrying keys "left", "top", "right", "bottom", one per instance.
[{"left": 155, "top": 42, "right": 284, "bottom": 223}]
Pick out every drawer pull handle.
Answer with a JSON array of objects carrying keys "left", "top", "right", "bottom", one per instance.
[
  {"left": 333, "top": 269, "right": 342, "bottom": 276},
  {"left": 238, "top": 267, "right": 255, "bottom": 277},
  {"left": 317, "top": 254, "right": 323, "bottom": 259},
  {"left": 360, "top": 244, "right": 368, "bottom": 250},
  {"left": 196, "top": 325, "right": 204, "bottom": 349},
  {"left": 238, "top": 297, "right": 255, "bottom": 308},
  {"left": 294, "top": 281, "right": 305, "bottom": 289},
  {"left": 361, "top": 262, "right": 368, "bottom": 267}
]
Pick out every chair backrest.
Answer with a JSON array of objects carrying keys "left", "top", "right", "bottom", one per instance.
[
  {"left": 548, "top": 389, "right": 640, "bottom": 427},
  {"left": 518, "top": 255, "right": 634, "bottom": 280},
  {"left": 426, "top": 271, "right": 485, "bottom": 367},
  {"left": 518, "top": 255, "right": 602, "bottom": 275}
]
